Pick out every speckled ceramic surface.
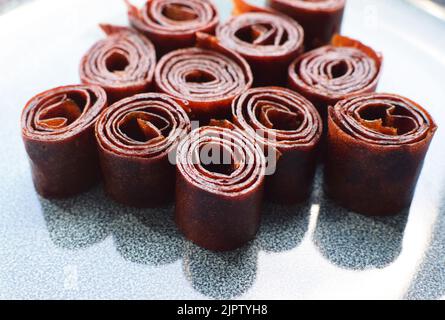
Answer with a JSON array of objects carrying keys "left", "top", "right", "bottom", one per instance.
[{"left": 1, "top": 0, "right": 444, "bottom": 300}]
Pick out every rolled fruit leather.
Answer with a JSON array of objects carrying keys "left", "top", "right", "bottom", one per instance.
[
  {"left": 232, "top": 87, "right": 322, "bottom": 204},
  {"left": 21, "top": 85, "right": 108, "bottom": 198},
  {"left": 175, "top": 124, "right": 266, "bottom": 251},
  {"left": 217, "top": 0, "right": 304, "bottom": 86},
  {"left": 125, "top": 0, "right": 219, "bottom": 56},
  {"left": 288, "top": 34, "right": 383, "bottom": 121},
  {"left": 267, "top": 0, "right": 346, "bottom": 49},
  {"left": 325, "top": 93, "right": 437, "bottom": 216},
  {"left": 95, "top": 93, "right": 191, "bottom": 207},
  {"left": 155, "top": 32, "right": 253, "bottom": 122},
  {"left": 80, "top": 24, "right": 156, "bottom": 104}
]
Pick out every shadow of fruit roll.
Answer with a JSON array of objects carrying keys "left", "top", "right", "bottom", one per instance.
[
  {"left": 112, "top": 205, "right": 185, "bottom": 266},
  {"left": 255, "top": 201, "right": 311, "bottom": 253},
  {"left": 313, "top": 194, "right": 409, "bottom": 270},
  {"left": 406, "top": 186, "right": 445, "bottom": 300},
  {"left": 39, "top": 186, "right": 115, "bottom": 250},
  {"left": 182, "top": 241, "right": 258, "bottom": 299}
]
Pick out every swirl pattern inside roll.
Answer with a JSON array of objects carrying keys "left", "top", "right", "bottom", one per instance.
[
  {"left": 177, "top": 126, "right": 266, "bottom": 195},
  {"left": 217, "top": 12, "right": 303, "bottom": 58},
  {"left": 95, "top": 93, "right": 191, "bottom": 207},
  {"left": 331, "top": 93, "right": 435, "bottom": 145},
  {"left": 232, "top": 86, "right": 322, "bottom": 203},
  {"left": 96, "top": 93, "right": 190, "bottom": 159},
  {"left": 155, "top": 34, "right": 253, "bottom": 120},
  {"left": 126, "top": 0, "right": 219, "bottom": 54},
  {"left": 232, "top": 87, "right": 321, "bottom": 151},
  {"left": 289, "top": 35, "right": 382, "bottom": 104},
  {"left": 325, "top": 92, "right": 437, "bottom": 216},
  {"left": 22, "top": 85, "right": 107, "bottom": 141},
  {"left": 21, "top": 84, "right": 107, "bottom": 198},
  {"left": 80, "top": 24, "right": 156, "bottom": 103},
  {"left": 175, "top": 125, "right": 266, "bottom": 250},
  {"left": 217, "top": 8, "right": 304, "bottom": 86}
]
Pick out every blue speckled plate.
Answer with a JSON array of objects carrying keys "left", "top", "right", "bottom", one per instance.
[{"left": 1, "top": 0, "right": 444, "bottom": 300}]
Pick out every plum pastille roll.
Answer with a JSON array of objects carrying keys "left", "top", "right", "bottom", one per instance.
[
  {"left": 267, "top": 0, "right": 346, "bottom": 50},
  {"left": 289, "top": 35, "right": 383, "bottom": 121},
  {"left": 95, "top": 93, "right": 191, "bottom": 207},
  {"left": 21, "top": 85, "right": 108, "bottom": 198},
  {"left": 217, "top": 0, "right": 304, "bottom": 86},
  {"left": 80, "top": 24, "right": 156, "bottom": 104},
  {"left": 232, "top": 87, "right": 322, "bottom": 204},
  {"left": 325, "top": 93, "right": 437, "bottom": 216},
  {"left": 155, "top": 32, "right": 253, "bottom": 122},
  {"left": 125, "top": 0, "right": 219, "bottom": 56},
  {"left": 175, "top": 125, "right": 266, "bottom": 251}
]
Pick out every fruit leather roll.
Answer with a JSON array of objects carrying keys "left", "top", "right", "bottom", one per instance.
[
  {"left": 155, "top": 33, "right": 253, "bottom": 121},
  {"left": 232, "top": 87, "right": 322, "bottom": 204},
  {"left": 176, "top": 125, "right": 266, "bottom": 251},
  {"left": 217, "top": 0, "right": 304, "bottom": 86},
  {"left": 95, "top": 93, "right": 191, "bottom": 207},
  {"left": 289, "top": 35, "right": 383, "bottom": 120},
  {"left": 325, "top": 93, "right": 437, "bottom": 216},
  {"left": 80, "top": 24, "right": 156, "bottom": 103},
  {"left": 21, "top": 85, "right": 108, "bottom": 198},
  {"left": 267, "top": 0, "right": 346, "bottom": 49},
  {"left": 125, "top": 0, "right": 219, "bottom": 56}
]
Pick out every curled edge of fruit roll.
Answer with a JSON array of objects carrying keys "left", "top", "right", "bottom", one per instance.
[
  {"left": 232, "top": 86, "right": 322, "bottom": 204},
  {"left": 95, "top": 92, "right": 191, "bottom": 207},
  {"left": 21, "top": 84, "right": 108, "bottom": 198},
  {"left": 80, "top": 24, "right": 156, "bottom": 103},
  {"left": 154, "top": 32, "right": 253, "bottom": 121},
  {"left": 325, "top": 93, "right": 437, "bottom": 216},
  {"left": 175, "top": 125, "right": 266, "bottom": 251}
]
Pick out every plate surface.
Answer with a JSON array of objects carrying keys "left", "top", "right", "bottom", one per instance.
[{"left": 0, "top": 0, "right": 444, "bottom": 300}]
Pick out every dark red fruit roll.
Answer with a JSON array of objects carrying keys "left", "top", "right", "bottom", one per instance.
[
  {"left": 80, "top": 24, "right": 156, "bottom": 103},
  {"left": 95, "top": 93, "right": 191, "bottom": 207},
  {"left": 21, "top": 85, "right": 108, "bottom": 198},
  {"left": 267, "top": 0, "right": 346, "bottom": 49},
  {"left": 175, "top": 125, "right": 266, "bottom": 251},
  {"left": 232, "top": 87, "right": 322, "bottom": 204},
  {"left": 155, "top": 33, "right": 253, "bottom": 121},
  {"left": 217, "top": 0, "right": 304, "bottom": 86},
  {"left": 125, "top": 0, "right": 219, "bottom": 56},
  {"left": 289, "top": 35, "right": 383, "bottom": 120},
  {"left": 325, "top": 93, "right": 437, "bottom": 216}
]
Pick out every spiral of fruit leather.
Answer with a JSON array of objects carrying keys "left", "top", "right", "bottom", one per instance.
[
  {"left": 21, "top": 85, "right": 108, "bottom": 198},
  {"left": 325, "top": 93, "right": 437, "bottom": 216},
  {"left": 155, "top": 33, "right": 253, "bottom": 121},
  {"left": 175, "top": 125, "right": 266, "bottom": 251},
  {"left": 95, "top": 93, "right": 191, "bottom": 207},
  {"left": 217, "top": 0, "right": 304, "bottom": 86},
  {"left": 289, "top": 35, "right": 383, "bottom": 120},
  {"left": 267, "top": 0, "right": 346, "bottom": 49},
  {"left": 80, "top": 24, "right": 156, "bottom": 103},
  {"left": 232, "top": 87, "right": 322, "bottom": 204},
  {"left": 125, "top": 0, "right": 219, "bottom": 56}
]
